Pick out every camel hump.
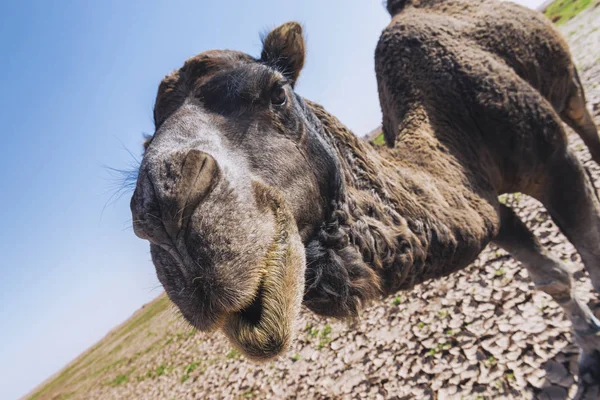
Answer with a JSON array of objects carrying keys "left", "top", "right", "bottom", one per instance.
[
  {"left": 376, "top": 10, "right": 570, "bottom": 190},
  {"left": 384, "top": 0, "right": 573, "bottom": 102},
  {"left": 385, "top": 0, "right": 410, "bottom": 16}
]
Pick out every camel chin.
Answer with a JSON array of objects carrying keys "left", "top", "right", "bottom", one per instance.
[{"left": 222, "top": 190, "right": 306, "bottom": 360}]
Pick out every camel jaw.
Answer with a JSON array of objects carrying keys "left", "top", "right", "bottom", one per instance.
[{"left": 222, "top": 187, "right": 306, "bottom": 361}]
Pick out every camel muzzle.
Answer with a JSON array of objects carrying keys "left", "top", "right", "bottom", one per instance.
[{"left": 130, "top": 149, "right": 220, "bottom": 245}]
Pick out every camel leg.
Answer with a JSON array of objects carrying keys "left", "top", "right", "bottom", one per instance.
[
  {"left": 493, "top": 204, "right": 600, "bottom": 398},
  {"left": 559, "top": 71, "right": 600, "bottom": 165},
  {"left": 539, "top": 150, "right": 600, "bottom": 293}
]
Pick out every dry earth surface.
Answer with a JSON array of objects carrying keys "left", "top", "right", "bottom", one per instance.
[{"left": 27, "top": 4, "right": 600, "bottom": 400}]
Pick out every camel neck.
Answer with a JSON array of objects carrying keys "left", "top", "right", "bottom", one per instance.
[{"left": 308, "top": 101, "right": 497, "bottom": 292}]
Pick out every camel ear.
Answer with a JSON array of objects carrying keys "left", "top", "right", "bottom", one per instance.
[{"left": 260, "top": 22, "right": 305, "bottom": 87}]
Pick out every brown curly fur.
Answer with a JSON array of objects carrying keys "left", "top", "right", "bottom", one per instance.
[{"left": 303, "top": 99, "right": 499, "bottom": 317}]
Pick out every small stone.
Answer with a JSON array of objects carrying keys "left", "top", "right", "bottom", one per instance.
[
  {"left": 544, "top": 360, "right": 569, "bottom": 385},
  {"left": 537, "top": 385, "right": 568, "bottom": 400}
]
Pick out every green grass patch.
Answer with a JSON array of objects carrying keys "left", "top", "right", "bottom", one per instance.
[
  {"left": 155, "top": 363, "right": 167, "bottom": 376},
  {"left": 544, "top": 0, "right": 594, "bottom": 25},
  {"left": 485, "top": 356, "right": 498, "bottom": 367},
  {"left": 226, "top": 349, "right": 240, "bottom": 359},
  {"left": 427, "top": 342, "right": 452, "bottom": 356},
  {"left": 371, "top": 133, "right": 386, "bottom": 146},
  {"left": 138, "top": 362, "right": 170, "bottom": 381},
  {"left": 185, "top": 362, "right": 199, "bottom": 374},
  {"left": 242, "top": 389, "right": 258, "bottom": 398},
  {"left": 109, "top": 374, "right": 128, "bottom": 386},
  {"left": 317, "top": 325, "right": 333, "bottom": 349}
]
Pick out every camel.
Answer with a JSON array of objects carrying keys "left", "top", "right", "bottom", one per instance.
[{"left": 130, "top": 0, "right": 600, "bottom": 396}]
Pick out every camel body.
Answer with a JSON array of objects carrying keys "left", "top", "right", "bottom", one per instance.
[
  {"left": 131, "top": 1, "right": 600, "bottom": 395},
  {"left": 304, "top": 0, "right": 600, "bottom": 305}
]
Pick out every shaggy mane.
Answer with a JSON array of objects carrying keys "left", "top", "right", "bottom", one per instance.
[{"left": 302, "top": 101, "right": 430, "bottom": 318}]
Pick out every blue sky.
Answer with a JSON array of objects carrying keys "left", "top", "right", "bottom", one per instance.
[{"left": 0, "top": 0, "right": 544, "bottom": 398}]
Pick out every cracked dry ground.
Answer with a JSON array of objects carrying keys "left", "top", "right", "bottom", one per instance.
[{"left": 29, "top": 5, "right": 600, "bottom": 400}]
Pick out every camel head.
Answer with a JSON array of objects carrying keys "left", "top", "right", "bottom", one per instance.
[{"left": 130, "top": 22, "right": 343, "bottom": 360}]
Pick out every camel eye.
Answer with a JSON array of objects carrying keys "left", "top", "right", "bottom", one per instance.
[{"left": 270, "top": 85, "right": 286, "bottom": 106}]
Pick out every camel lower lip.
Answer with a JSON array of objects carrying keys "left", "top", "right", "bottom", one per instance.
[{"left": 236, "top": 280, "right": 266, "bottom": 326}]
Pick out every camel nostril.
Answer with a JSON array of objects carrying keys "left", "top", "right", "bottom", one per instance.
[
  {"left": 162, "top": 149, "right": 220, "bottom": 239},
  {"left": 181, "top": 150, "right": 220, "bottom": 214},
  {"left": 183, "top": 150, "right": 219, "bottom": 200}
]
